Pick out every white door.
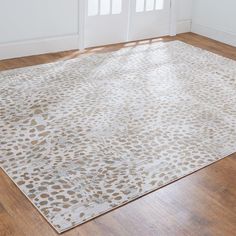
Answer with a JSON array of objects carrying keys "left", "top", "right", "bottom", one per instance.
[
  {"left": 84, "top": 0, "right": 129, "bottom": 48},
  {"left": 82, "top": 0, "right": 172, "bottom": 48},
  {"left": 128, "top": 0, "right": 171, "bottom": 41}
]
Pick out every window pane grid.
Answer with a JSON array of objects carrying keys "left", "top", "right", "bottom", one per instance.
[
  {"left": 88, "top": 0, "right": 122, "bottom": 16},
  {"left": 135, "top": 0, "right": 164, "bottom": 13}
]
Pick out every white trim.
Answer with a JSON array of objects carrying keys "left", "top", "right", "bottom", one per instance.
[
  {"left": 177, "top": 20, "right": 192, "bottom": 34},
  {"left": 191, "top": 23, "right": 236, "bottom": 47},
  {"left": 0, "top": 35, "right": 79, "bottom": 60},
  {"left": 78, "top": 0, "right": 85, "bottom": 50},
  {"left": 126, "top": 0, "right": 132, "bottom": 41},
  {"left": 170, "top": 0, "right": 177, "bottom": 36}
]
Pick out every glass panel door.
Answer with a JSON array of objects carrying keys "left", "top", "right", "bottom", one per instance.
[
  {"left": 84, "top": 0, "right": 129, "bottom": 48},
  {"left": 82, "top": 0, "right": 172, "bottom": 48},
  {"left": 128, "top": 0, "right": 171, "bottom": 41}
]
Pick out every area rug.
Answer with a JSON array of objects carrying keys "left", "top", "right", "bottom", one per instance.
[{"left": 0, "top": 41, "right": 236, "bottom": 233}]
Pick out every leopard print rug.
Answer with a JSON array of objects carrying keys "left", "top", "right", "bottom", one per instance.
[{"left": 0, "top": 41, "right": 236, "bottom": 233}]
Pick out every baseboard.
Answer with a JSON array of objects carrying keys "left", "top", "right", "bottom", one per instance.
[
  {"left": 0, "top": 35, "right": 79, "bottom": 60},
  {"left": 191, "top": 23, "right": 236, "bottom": 47},
  {"left": 177, "top": 20, "right": 192, "bottom": 34},
  {"left": 6, "top": 22, "right": 234, "bottom": 61}
]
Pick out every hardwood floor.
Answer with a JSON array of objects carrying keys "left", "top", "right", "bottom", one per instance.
[
  {"left": 1, "top": 33, "right": 236, "bottom": 72},
  {"left": 0, "top": 33, "right": 236, "bottom": 236}
]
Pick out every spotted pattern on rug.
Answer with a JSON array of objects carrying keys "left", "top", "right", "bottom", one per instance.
[{"left": 0, "top": 41, "right": 236, "bottom": 232}]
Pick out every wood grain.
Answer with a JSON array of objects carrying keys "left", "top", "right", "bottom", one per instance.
[{"left": 0, "top": 33, "right": 236, "bottom": 236}]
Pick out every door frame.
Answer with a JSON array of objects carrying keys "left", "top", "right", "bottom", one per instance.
[{"left": 78, "top": 0, "right": 177, "bottom": 50}]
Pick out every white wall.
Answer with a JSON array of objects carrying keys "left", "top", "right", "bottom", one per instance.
[
  {"left": 177, "top": 0, "right": 193, "bottom": 34},
  {"left": 0, "top": 0, "right": 192, "bottom": 60},
  {"left": 0, "top": 0, "right": 79, "bottom": 59},
  {"left": 192, "top": 0, "right": 236, "bottom": 47},
  {"left": 0, "top": 0, "right": 79, "bottom": 43}
]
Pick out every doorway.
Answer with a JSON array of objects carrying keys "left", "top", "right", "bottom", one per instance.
[{"left": 80, "top": 0, "right": 174, "bottom": 48}]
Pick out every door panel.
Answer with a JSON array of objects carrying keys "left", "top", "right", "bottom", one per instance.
[
  {"left": 128, "top": 0, "right": 171, "bottom": 41},
  {"left": 84, "top": 0, "right": 129, "bottom": 48}
]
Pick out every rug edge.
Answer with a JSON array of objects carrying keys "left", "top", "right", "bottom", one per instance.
[{"left": 1, "top": 150, "right": 235, "bottom": 233}]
